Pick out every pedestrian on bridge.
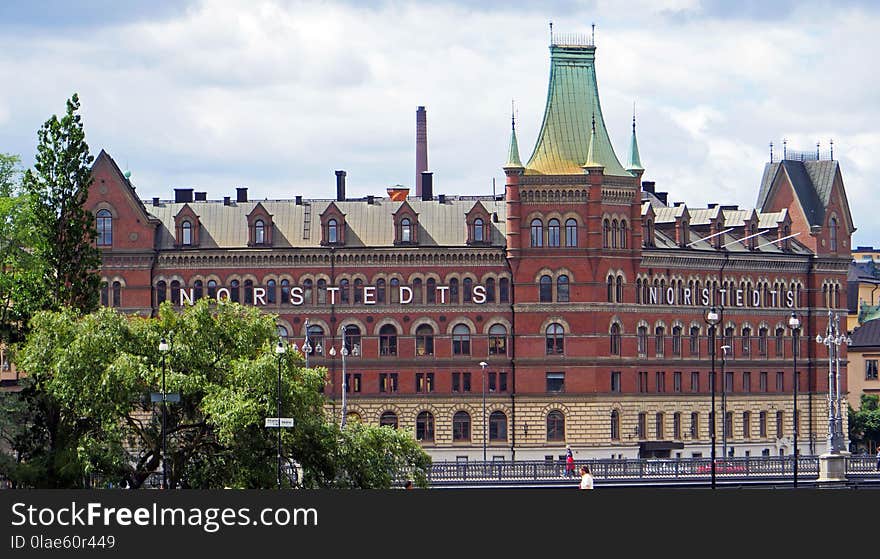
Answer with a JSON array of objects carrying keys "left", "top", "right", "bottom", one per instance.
[
  {"left": 579, "top": 465, "right": 594, "bottom": 490},
  {"left": 876, "top": 447, "right": 880, "bottom": 471},
  {"left": 565, "top": 446, "right": 575, "bottom": 478}
]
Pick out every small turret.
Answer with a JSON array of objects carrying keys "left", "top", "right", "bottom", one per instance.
[
  {"left": 626, "top": 108, "right": 644, "bottom": 174},
  {"left": 504, "top": 110, "right": 524, "bottom": 170}
]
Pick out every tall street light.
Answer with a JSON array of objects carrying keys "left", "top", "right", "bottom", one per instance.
[
  {"left": 815, "top": 311, "right": 851, "bottom": 454},
  {"left": 330, "top": 335, "right": 359, "bottom": 429},
  {"left": 704, "top": 307, "right": 720, "bottom": 489},
  {"left": 302, "top": 318, "right": 311, "bottom": 369},
  {"left": 720, "top": 344, "right": 731, "bottom": 459},
  {"left": 275, "top": 338, "right": 286, "bottom": 489},
  {"left": 479, "top": 361, "right": 488, "bottom": 462},
  {"left": 789, "top": 311, "right": 801, "bottom": 488},
  {"left": 158, "top": 338, "right": 170, "bottom": 490}
]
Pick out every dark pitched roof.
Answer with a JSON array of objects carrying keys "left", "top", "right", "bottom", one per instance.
[
  {"left": 850, "top": 318, "right": 880, "bottom": 348},
  {"left": 756, "top": 160, "right": 839, "bottom": 229}
]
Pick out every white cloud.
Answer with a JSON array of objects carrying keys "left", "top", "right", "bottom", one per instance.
[{"left": 1, "top": 0, "right": 878, "bottom": 244}]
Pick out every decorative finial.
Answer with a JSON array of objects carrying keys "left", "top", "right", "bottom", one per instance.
[
  {"left": 632, "top": 101, "right": 636, "bottom": 132},
  {"left": 511, "top": 99, "right": 516, "bottom": 130},
  {"left": 770, "top": 141, "right": 774, "bottom": 163},
  {"left": 817, "top": 141, "right": 820, "bottom": 160},
  {"left": 830, "top": 138, "right": 834, "bottom": 160},
  {"left": 592, "top": 23, "right": 596, "bottom": 45},
  {"left": 783, "top": 138, "right": 787, "bottom": 159},
  {"left": 592, "top": 111, "right": 596, "bottom": 134},
  {"left": 549, "top": 21, "right": 553, "bottom": 44}
]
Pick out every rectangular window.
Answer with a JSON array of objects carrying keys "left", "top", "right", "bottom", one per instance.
[
  {"left": 637, "top": 412, "right": 647, "bottom": 439},
  {"left": 655, "top": 413, "right": 664, "bottom": 439},
  {"left": 638, "top": 371, "right": 649, "bottom": 393},
  {"left": 867, "top": 360, "right": 879, "bottom": 380},
  {"left": 776, "top": 372, "right": 784, "bottom": 392},
  {"left": 379, "top": 373, "right": 399, "bottom": 393},
  {"left": 546, "top": 372, "right": 565, "bottom": 393},
  {"left": 743, "top": 412, "right": 751, "bottom": 439},
  {"left": 690, "top": 412, "right": 699, "bottom": 439},
  {"left": 724, "top": 412, "right": 733, "bottom": 438},
  {"left": 346, "top": 373, "right": 361, "bottom": 393},
  {"left": 416, "top": 372, "right": 434, "bottom": 393},
  {"left": 452, "top": 372, "right": 471, "bottom": 393},
  {"left": 743, "top": 372, "right": 751, "bottom": 393},
  {"left": 776, "top": 411, "right": 784, "bottom": 438},
  {"left": 724, "top": 371, "right": 734, "bottom": 393},
  {"left": 498, "top": 372, "right": 508, "bottom": 392},
  {"left": 759, "top": 411, "right": 767, "bottom": 438},
  {"left": 673, "top": 371, "right": 682, "bottom": 393},
  {"left": 656, "top": 371, "right": 666, "bottom": 393},
  {"left": 611, "top": 371, "right": 621, "bottom": 393},
  {"left": 673, "top": 413, "right": 681, "bottom": 440},
  {"left": 760, "top": 372, "right": 768, "bottom": 393},
  {"left": 690, "top": 371, "right": 700, "bottom": 392}
]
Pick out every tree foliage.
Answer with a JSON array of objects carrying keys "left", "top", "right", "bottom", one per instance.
[
  {"left": 21, "top": 93, "right": 100, "bottom": 314},
  {"left": 6, "top": 299, "right": 430, "bottom": 488},
  {"left": 848, "top": 394, "right": 880, "bottom": 452}
]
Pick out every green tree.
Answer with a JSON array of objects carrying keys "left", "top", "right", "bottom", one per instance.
[
  {"left": 9, "top": 299, "right": 430, "bottom": 488},
  {"left": 21, "top": 93, "right": 101, "bottom": 314},
  {"left": 848, "top": 394, "right": 880, "bottom": 452}
]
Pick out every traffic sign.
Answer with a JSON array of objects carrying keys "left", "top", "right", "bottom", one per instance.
[{"left": 265, "top": 417, "right": 295, "bottom": 428}]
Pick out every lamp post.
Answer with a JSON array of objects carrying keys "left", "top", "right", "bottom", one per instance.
[
  {"left": 330, "top": 336, "right": 359, "bottom": 429},
  {"left": 275, "top": 339, "right": 286, "bottom": 489},
  {"left": 789, "top": 312, "right": 801, "bottom": 488},
  {"left": 303, "top": 318, "right": 311, "bottom": 369},
  {"left": 158, "top": 338, "right": 170, "bottom": 490},
  {"left": 479, "top": 361, "right": 488, "bottom": 462},
  {"left": 720, "top": 344, "right": 730, "bottom": 459},
  {"left": 815, "top": 311, "right": 851, "bottom": 454},
  {"left": 704, "top": 307, "right": 720, "bottom": 489}
]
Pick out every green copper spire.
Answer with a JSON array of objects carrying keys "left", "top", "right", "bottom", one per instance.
[
  {"left": 626, "top": 109, "right": 644, "bottom": 173},
  {"left": 525, "top": 41, "right": 628, "bottom": 176},
  {"left": 583, "top": 113, "right": 601, "bottom": 169},
  {"left": 505, "top": 110, "right": 523, "bottom": 168}
]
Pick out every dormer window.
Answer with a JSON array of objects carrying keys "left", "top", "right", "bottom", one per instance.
[
  {"left": 320, "top": 202, "right": 346, "bottom": 246},
  {"left": 182, "top": 220, "right": 193, "bottom": 245},
  {"left": 255, "top": 219, "right": 266, "bottom": 244},
  {"left": 401, "top": 218, "right": 413, "bottom": 242},
  {"left": 393, "top": 201, "right": 419, "bottom": 245},
  {"left": 246, "top": 202, "right": 274, "bottom": 247},
  {"left": 96, "top": 209, "right": 113, "bottom": 246},
  {"left": 473, "top": 218, "right": 484, "bottom": 242},
  {"left": 328, "top": 219, "right": 339, "bottom": 243}
]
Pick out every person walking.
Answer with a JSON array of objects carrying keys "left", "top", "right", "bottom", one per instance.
[
  {"left": 875, "top": 447, "right": 880, "bottom": 471},
  {"left": 579, "top": 465, "right": 594, "bottom": 490},
  {"left": 565, "top": 446, "right": 575, "bottom": 478}
]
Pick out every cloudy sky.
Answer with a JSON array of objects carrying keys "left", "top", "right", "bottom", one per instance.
[{"left": 1, "top": 0, "right": 878, "bottom": 245}]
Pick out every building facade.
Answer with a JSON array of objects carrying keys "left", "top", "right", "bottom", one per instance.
[{"left": 86, "top": 37, "right": 854, "bottom": 463}]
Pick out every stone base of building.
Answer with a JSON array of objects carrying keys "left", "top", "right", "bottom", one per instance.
[{"left": 816, "top": 452, "right": 849, "bottom": 485}]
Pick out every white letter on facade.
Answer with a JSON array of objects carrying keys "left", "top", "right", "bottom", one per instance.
[
  {"left": 399, "top": 286, "right": 413, "bottom": 304},
  {"left": 363, "top": 286, "right": 376, "bottom": 305},
  {"left": 290, "top": 287, "right": 304, "bottom": 306},
  {"left": 436, "top": 286, "right": 449, "bottom": 304},
  {"left": 254, "top": 287, "right": 266, "bottom": 306}
]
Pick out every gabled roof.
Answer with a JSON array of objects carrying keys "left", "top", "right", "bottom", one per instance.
[
  {"left": 92, "top": 150, "right": 160, "bottom": 226},
  {"left": 850, "top": 318, "right": 880, "bottom": 348},
  {"left": 757, "top": 160, "right": 839, "bottom": 228}
]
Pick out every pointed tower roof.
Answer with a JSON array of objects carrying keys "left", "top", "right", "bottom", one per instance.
[
  {"left": 582, "top": 113, "right": 603, "bottom": 170},
  {"left": 626, "top": 111, "right": 644, "bottom": 173},
  {"left": 525, "top": 40, "right": 628, "bottom": 176},
  {"left": 505, "top": 111, "right": 523, "bottom": 169}
]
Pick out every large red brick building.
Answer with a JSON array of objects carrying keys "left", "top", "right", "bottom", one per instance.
[{"left": 86, "top": 37, "right": 854, "bottom": 463}]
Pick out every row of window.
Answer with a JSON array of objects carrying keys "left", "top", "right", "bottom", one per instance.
[
  {"left": 529, "top": 218, "right": 580, "bottom": 248},
  {"left": 343, "top": 371, "right": 509, "bottom": 394},
  {"left": 371, "top": 408, "right": 796, "bottom": 443},
  {"left": 156, "top": 276, "right": 511, "bottom": 306},
  {"left": 625, "top": 324, "right": 800, "bottom": 359},
  {"left": 628, "top": 370, "right": 802, "bottom": 394}
]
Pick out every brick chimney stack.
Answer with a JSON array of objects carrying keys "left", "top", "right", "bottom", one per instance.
[{"left": 416, "top": 106, "right": 428, "bottom": 196}]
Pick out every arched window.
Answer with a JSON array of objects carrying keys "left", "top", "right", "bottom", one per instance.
[
  {"left": 530, "top": 218, "right": 543, "bottom": 247},
  {"left": 485, "top": 278, "right": 495, "bottom": 303},
  {"left": 401, "top": 218, "right": 412, "bottom": 243},
  {"left": 376, "top": 278, "right": 386, "bottom": 304},
  {"left": 244, "top": 279, "right": 254, "bottom": 304},
  {"left": 655, "top": 326, "right": 665, "bottom": 355},
  {"left": 453, "top": 411, "right": 471, "bottom": 441},
  {"left": 277, "top": 325, "right": 288, "bottom": 339},
  {"left": 565, "top": 218, "right": 577, "bottom": 247},
  {"left": 181, "top": 220, "right": 193, "bottom": 246},
  {"left": 672, "top": 325, "right": 682, "bottom": 356},
  {"left": 499, "top": 277, "right": 510, "bottom": 303},
  {"left": 473, "top": 218, "right": 484, "bottom": 242},
  {"left": 171, "top": 280, "right": 181, "bottom": 305},
  {"left": 254, "top": 219, "right": 265, "bottom": 244},
  {"left": 637, "top": 325, "right": 648, "bottom": 355},
  {"left": 742, "top": 326, "right": 751, "bottom": 357},
  {"left": 416, "top": 411, "right": 434, "bottom": 442},
  {"left": 415, "top": 324, "right": 434, "bottom": 356},
  {"left": 489, "top": 411, "right": 507, "bottom": 441},
  {"left": 156, "top": 281, "right": 168, "bottom": 305},
  {"left": 611, "top": 410, "right": 620, "bottom": 440},
  {"left": 342, "top": 325, "right": 361, "bottom": 354},
  {"left": 620, "top": 220, "right": 628, "bottom": 249},
  {"left": 380, "top": 324, "right": 398, "bottom": 356},
  {"left": 194, "top": 279, "right": 204, "bottom": 300},
  {"left": 96, "top": 209, "right": 112, "bottom": 246},
  {"left": 607, "top": 276, "right": 614, "bottom": 302},
  {"left": 829, "top": 217, "right": 838, "bottom": 251},
  {"left": 230, "top": 279, "right": 240, "bottom": 303},
  {"left": 548, "top": 218, "right": 560, "bottom": 247},
  {"left": 412, "top": 278, "right": 422, "bottom": 305},
  {"left": 283, "top": 279, "right": 293, "bottom": 304},
  {"left": 546, "top": 323, "right": 564, "bottom": 355},
  {"left": 317, "top": 279, "right": 327, "bottom": 304},
  {"left": 380, "top": 411, "right": 398, "bottom": 429},
  {"left": 610, "top": 323, "right": 621, "bottom": 355},
  {"left": 449, "top": 278, "right": 459, "bottom": 304},
  {"left": 306, "top": 325, "right": 324, "bottom": 355},
  {"left": 616, "top": 275, "right": 623, "bottom": 303},
  {"left": 452, "top": 324, "right": 471, "bottom": 355},
  {"left": 690, "top": 325, "right": 700, "bottom": 356},
  {"left": 463, "top": 278, "right": 473, "bottom": 303},
  {"left": 603, "top": 219, "right": 610, "bottom": 248},
  {"left": 207, "top": 280, "right": 217, "bottom": 299},
  {"left": 557, "top": 275, "right": 569, "bottom": 303},
  {"left": 539, "top": 275, "right": 553, "bottom": 302},
  {"left": 266, "top": 279, "right": 276, "bottom": 304},
  {"left": 426, "top": 278, "right": 436, "bottom": 304},
  {"left": 354, "top": 278, "right": 364, "bottom": 304},
  {"left": 390, "top": 278, "right": 400, "bottom": 304},
  {"left": 328, "top": 219, "right": 338, "bottom": 244},
  {"left": 340, "top": 278, "right": 350, "bottom": 304},
  {"left": 488, "top": 324, "right": 507, "bottom": 355},
  {"left": 611, "top": 219, "right": 619, "bottom": 248},
  {"left": 112, "top": 281, "right": 121, "bottom": 307},
  {"left": 547, "top": 410, "right": 565, "bottom": 442},
  {"left": 758, "top": 326, "right": 768, "bottom": 356}
]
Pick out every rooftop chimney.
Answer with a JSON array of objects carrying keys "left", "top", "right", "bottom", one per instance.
[
  {"left": 655, "top": 192, "right": 668, "bottom": 205},
  {"left": 295, "top": 195, "right": 303, "bottom": 205},
  {"left": 416, "top": 106, "right": 428, "bottom": 196},
  {"left": 642, "top": 181, "right": 655, "bottom": 193},
  {"left": 223, "top": 196, "right": 231, "bottom": 206},
  {"left": 236, "top": 187, "right": 248, "bottom": 203},
  {"left": 174, "top": 188, "right": 194, "bottom": 203},
  {"left": 152, "top": 197, "right": 160, "bottom": 206},
  {"left": 420, "top": 171, "right": 433, "bottom": 201},
  {"left": 438, "top": 194, "right": 446, "bottom": 204},
  {"left": 194, "top": 191, "right": 207, "bottom": 201},
  {"left": 335, "top": 170, "right": 346, "bottom": 201},
  {"left": 367, "top": 195, "right": 375, "bottom": 205}
]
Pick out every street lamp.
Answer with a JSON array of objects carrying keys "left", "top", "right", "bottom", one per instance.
[
  {"left": 815, "top": 311, "right": 852, "bottom": 454},
  {"left": 788, "top": 311, "right": 801, "bottom": 488},
  {"left": 302, "top": 318, "right": 311, "bottom": 369},
  {"left": 720, "top": 344, "right": 731, "bottom": 459},
  {"left": 479, "top": 361, "right": 488, "bottom": 462},
  {"left": 158, "top": 338, "right": 170, "bottom": 490},
  {"left": 704, "top": 307, "right": 720, "bottom": 489},
  {"left": 275, "top": 339, "right": 286, "bottom": 489},
  {"left": 330, "top": 337, "right": 360, "bottom": 429}
]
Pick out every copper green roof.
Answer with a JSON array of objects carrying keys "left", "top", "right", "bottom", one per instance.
[
  {"left": 525, "top": 44, "right": 628, "bottom": 176},
  {"left": 505, "top": 114, "right": 523, "bottom": 168},
  {"left": 626, "top": 115, "right": 643, "bottom": 172}
]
